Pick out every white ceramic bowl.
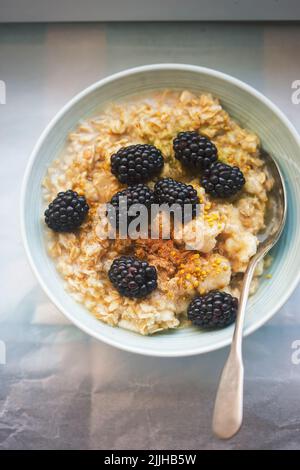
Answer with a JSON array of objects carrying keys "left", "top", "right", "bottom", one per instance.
[{"left": 21, "top": 64, "right": 300, "bottom": 357}]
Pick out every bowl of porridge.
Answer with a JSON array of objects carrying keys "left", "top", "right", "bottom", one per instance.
[{"left": 21, "top": 64, "right": 300, "bottom": 356}]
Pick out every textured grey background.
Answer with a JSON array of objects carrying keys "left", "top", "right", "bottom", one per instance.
[{"left": 0, "top": 22, "right": 300, "bottom": 450}]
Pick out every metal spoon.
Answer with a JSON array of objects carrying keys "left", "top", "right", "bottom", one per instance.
[{"left": 212, "top": 150, "right": 287, "bottom": 439}]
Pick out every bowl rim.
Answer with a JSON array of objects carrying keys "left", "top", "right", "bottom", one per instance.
[{"left": 20, "top": 63, "right": 300, "bottom": 357}]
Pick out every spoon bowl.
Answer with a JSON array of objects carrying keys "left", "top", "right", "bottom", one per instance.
[{"left": 258, "top": 150, "right": 287, "bottom": 245}]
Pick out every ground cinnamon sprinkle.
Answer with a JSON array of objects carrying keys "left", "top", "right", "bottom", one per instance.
[
  {"left": 133, "top": 238, "right": 228, "bottom": 291},
  {"left": 134, "top": 238, "right": 192, "bottom": 275}
]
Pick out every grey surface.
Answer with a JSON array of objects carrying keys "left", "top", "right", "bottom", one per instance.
[
  {"left": 1, "top": 22, "right": 300, "bottom": 450},
  {"left": 1, "top": 0, "right": 300, "bottom": 22}
]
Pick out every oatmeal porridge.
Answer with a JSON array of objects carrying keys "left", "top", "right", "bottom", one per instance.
[{"left": 43, "top": 90, "right": 273, "bottom": 335}]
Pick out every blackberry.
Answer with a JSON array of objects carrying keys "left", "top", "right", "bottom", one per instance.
[
  {"left": 154, "top": 178, "right": 199, "bottom": 219},
  {"left": 107, "top": 184, "right": 156, "bottom": 231},
  {"left": 108, "top": 256, "right": 158, "bottom": 298},
  {"left": 201, "top": 162, "right": 245, "bottom": 198},
  {"left": 188, "top": 290, "right": 238, "bottom": 329},
  {"left": 44, "top": 190, "right": 89, "bottom": 232},
  {"left": 173, "top": 131, "right": 218, "bottom": 170},
  {"left": 110, "top": 144, "right": 164, "bottom": 184}
]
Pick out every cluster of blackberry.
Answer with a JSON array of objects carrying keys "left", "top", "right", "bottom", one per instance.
[
  {"left": 172, "top": 132, "right": 243, "bottom": 328},
  {"left": 44, "top": 130, "right": 243, "bottom": 318},
  {"left": 107, "top": 143, "right": 203, "bottom": 297},
  {"left": 173, "top": 131, "right": 245, "bottom": 198}
]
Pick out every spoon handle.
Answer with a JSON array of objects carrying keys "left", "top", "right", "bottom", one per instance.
[{"left": 212, "top": 256, "right": 259, "bottom": 439}]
